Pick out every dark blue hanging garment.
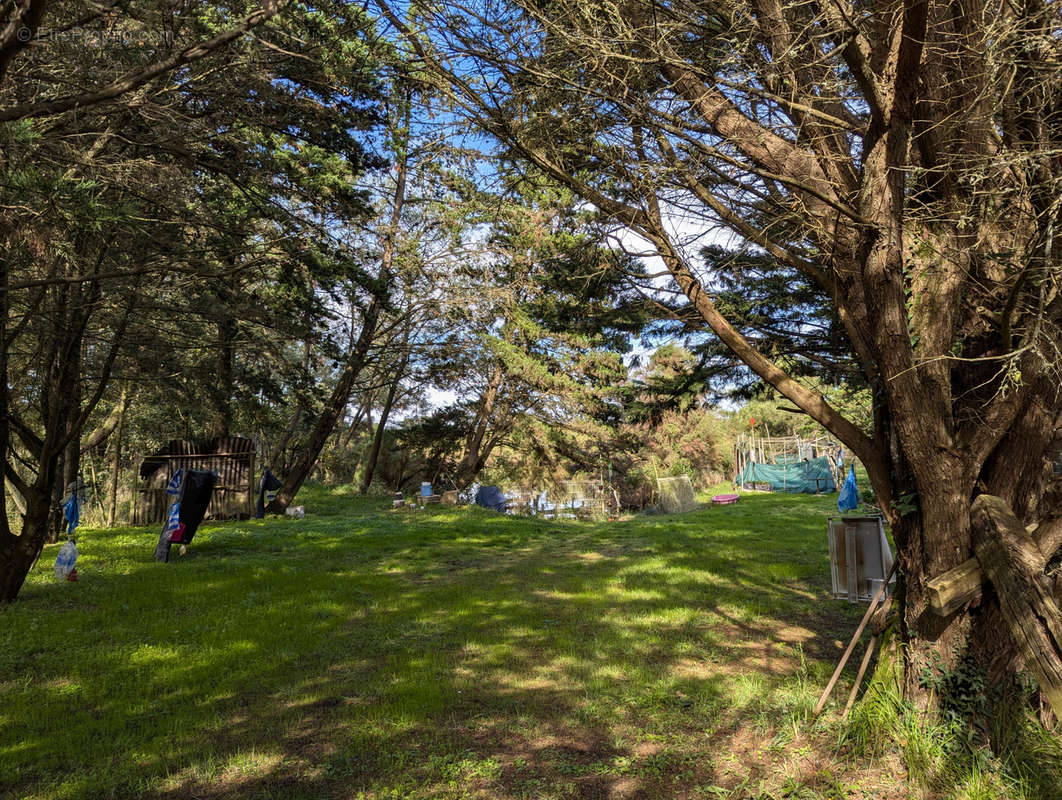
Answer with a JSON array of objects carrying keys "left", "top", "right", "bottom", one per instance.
[{"left": 256, "top": 468, "right": 283, "bottom": 518}]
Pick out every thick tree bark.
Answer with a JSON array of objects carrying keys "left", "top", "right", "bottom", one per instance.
[
  {"left": 982, "top": 382, "right": 1060, "bottom": 521},
  {"left": 888, "top": 413, "right": 1058, "bottom": 701}
]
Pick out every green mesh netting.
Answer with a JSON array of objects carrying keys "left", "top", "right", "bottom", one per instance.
[{"left": 738, "top": 455, "right": 836, "bottom": 493}]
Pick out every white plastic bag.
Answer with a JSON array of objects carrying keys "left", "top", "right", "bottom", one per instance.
[{"left": 54, "top": 540, "right": 78, "bottom": 579}]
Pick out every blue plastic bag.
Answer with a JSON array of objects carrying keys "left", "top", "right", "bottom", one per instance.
[{"left": 838, "top": 466, "right": 858, "bottom": 512}]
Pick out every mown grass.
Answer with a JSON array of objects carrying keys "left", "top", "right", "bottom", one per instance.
[{"left": 0, "top": 486, "right": 1053, "bottom": 799}]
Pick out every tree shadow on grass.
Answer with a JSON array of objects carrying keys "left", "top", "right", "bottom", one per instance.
[{"left": 2, "top": 493, "right": 869, "bottom": 800}]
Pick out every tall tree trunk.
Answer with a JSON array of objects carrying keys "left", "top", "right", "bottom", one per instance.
[
  {"left": 1, "top": 252, "right": 130, "bottom": 601},
  {"left": 360, "top": 351, "right": 409, "bottom": 494},
  {"left": 0, "top": 490, "right": 52, "bottom": 602},
  {"left": 340, "top": 400, "right": 369, "bottom": 449},
  {"left": 79, "top": 388, "right": 130, "bottom": 454},
  {"left": 49, "top": 339, "right": 83, "bottom": 543},
  {"left": 1, "top": 373, "right": 77, "bottom": 600},
  {"left": 0, "top": 253, "right": 13, "bottom": 588},
  {"left": 454, "top": 365, "right": 505, "bottom": 489},
  {"left": 211, "top": 314, "right": 236, "bottom": 439},
  {"left": 108, "top": 387, "right": 128, "bottom": 527},
  {"left": 843, "top": 363, "right": 1059, "bottom": 705},
  {"left": 271, "top": 404, "right": 302, "bottom": 472},
  {"left": 210, "top": 273, "right": 237, "bottom": 439},
  {"left": 61, "top": 410, "right": 81, "bottom": 514}
]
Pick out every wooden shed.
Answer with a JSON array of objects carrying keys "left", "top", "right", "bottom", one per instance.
[{"left": 134, "top": 437, "right": 256, "bottom": 525}]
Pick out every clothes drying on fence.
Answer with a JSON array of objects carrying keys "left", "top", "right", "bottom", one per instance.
[{"left": 179, "top": 470, "right": 216, "bottom": 543}]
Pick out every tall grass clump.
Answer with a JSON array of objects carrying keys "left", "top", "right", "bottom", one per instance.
[{"left": 843, "top": 631, "right": 1062, "bottom": 799}]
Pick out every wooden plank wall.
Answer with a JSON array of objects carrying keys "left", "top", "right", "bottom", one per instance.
[{"left": 135, "top": 437, "right": 256, "bottom": 525}]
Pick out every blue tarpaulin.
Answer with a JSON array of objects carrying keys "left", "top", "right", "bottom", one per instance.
[{"left": 474, "top": 485, "right": 508, "bottom": 512}]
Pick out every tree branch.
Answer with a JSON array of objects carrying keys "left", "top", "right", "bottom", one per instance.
[{"left": 0, "top": 0, "right": 288, "bottom": 121}]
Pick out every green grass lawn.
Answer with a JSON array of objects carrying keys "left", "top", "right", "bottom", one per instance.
[{"left": 0, "top": 488, "right": 913, "bottom": 799}]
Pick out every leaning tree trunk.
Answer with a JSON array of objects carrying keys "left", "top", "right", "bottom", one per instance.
[
  {"left": 47, "top": 343, "right": 83, "bottom": 543},
  {"left": 270, "top": 342, "right": 312, "bottom": 469},
  {"left": 453, "top": 366, "right": 504, "bottom": 490},
  {"left": 0, "top": 492, "right": 53, "bottom": 602},
  {"left": 107, "top": 386, "right": 130, "bottom": 527},
  {"left": 0, "top": 431, "right": 69, "bottom": 601},
  {"left": 209, "top": 271, "right": 237, "bottom": 440},
  {"left": 268, "top": 293, "right": 382, "bottom": 513},
  {"left": 970, "top": 495, "right": 1062, "bottom": 717},
  {"left": 359, "top": 350, "right": 408, "bottom": 494}
]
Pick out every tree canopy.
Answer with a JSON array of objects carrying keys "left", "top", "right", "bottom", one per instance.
[{"left": 374, "top": 0, "right": 1062, "bottom": 701}]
